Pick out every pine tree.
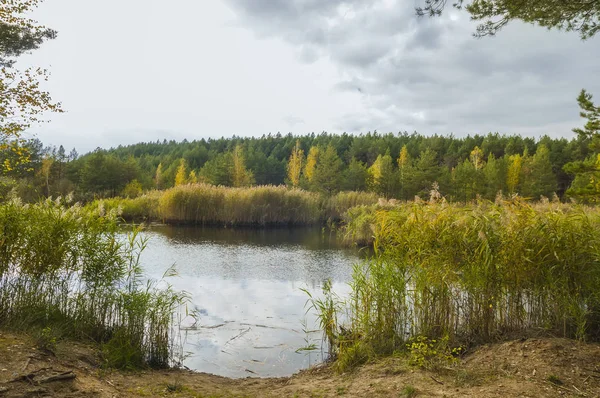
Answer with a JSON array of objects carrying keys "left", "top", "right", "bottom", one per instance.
[
  {"left": 521, "top": 144, "right": 557, "bottom": 199},
  {"left": 312, "top": 144, "right": 342, "bottom": 194},
  {"left": 483, "top": 153, "right": 507, "bottom": 199},
  {"left": 342, "top": 157, "right": 369, "bottom": 191}
]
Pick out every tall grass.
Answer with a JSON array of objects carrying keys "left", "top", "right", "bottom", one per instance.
[
  {"left": 319, "top": 198, "right": 600, "bottom": 371},
  {"left": 0, "top": 197, "right": 186, "bottom": 369},
  {"left": 99, "top": 184, "right": 380, "bottom": 226}
]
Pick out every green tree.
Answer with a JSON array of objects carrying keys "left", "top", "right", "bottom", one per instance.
[
  {"left": 573, "top": 89, "right": 600, "bottom": 152},
  {"left": 122, "top": 179, "right": 143, "bottom": 198},
  {"left": 199, "top": 153, "right": 233, "bottom": 186},
  {"left": 411, "top": 149, "right": 441, "bottom": 198},
  {"left": 520, "top": 144, "right": 557, "bottom": 199},
  {"left": 342, "top": 157, "right": 369, "bottom": 191},
  {"left": 312, "top": 144, "right": 342, "bottom": 194},
  {"left": 482, "top": 153, "right": 507, "bottom": 199},
  {"left": 565, "top": 154, "right": 600, "bottom": 203},
  {"left": 397, "top": 145, "right": 414, "bottom": 200},
  {"left": 417, "top": 0, "right": 600, "bottom": 39}
]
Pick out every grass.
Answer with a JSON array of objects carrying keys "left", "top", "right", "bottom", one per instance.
[
  {"left": 97, "top": 184, "right": 380, "bottom": 226},
  {"left": 0, "top": 196, "right": 187, "bottom": 369},
  {"left": 311, "top": 196, "right": 600, "bottom": 372},
  {"left": 399, "top": 385, "right": 417, "bottom": 398}
]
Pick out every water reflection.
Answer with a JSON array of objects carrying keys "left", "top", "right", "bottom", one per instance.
[{"left": 139, "top": 226, "right": 359, "bottom": 378}]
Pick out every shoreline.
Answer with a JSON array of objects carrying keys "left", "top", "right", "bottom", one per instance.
[{"left": 2, "top": 331, "right": 599, "bottom": 397}]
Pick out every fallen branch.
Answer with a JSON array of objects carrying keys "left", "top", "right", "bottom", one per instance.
[
  {"left": 430, "top": 376, "right": 444, "bottom": 385},
  {"left": 20, "top": 358, "right": 31, "bottom": 372},
  {"left": 37, "top": 371, "right": 76, "bottom": 384},
  {"left": 9, "top": 367, "right": 51, "bottom": 383}
]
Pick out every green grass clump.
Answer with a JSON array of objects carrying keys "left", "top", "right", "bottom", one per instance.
[
  {"left": 0, "top": 197, "right": 186, "bottom": 369},
  {"left": 400, "top": 385, "right": 417, "bottom": 398},
  {"left": 313, "top": 197, "right": 600, "bottom": 371}
]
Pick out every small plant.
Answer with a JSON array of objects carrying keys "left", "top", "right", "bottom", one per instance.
[
  {"left": 547, "top": 375, "right": 563, "bottom": 385},
  {"left": 407, "top": 336, "right": 456, "bottom": 370},
  {"left": 36, "top": 327, "right": 57, "bottom": 352},
  {"left": 166, "top": 381, "right": 184, "bottom": 393},
  {"left": 400, "top": 385, "right": 417, "bottom": 398}
]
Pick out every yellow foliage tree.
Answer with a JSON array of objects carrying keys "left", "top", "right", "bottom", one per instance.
[
  {"left": 174, "top": 159, "right": 188, "bottom": 186},
  {"left": 287, "top": 140, "right": 304, "bottom": 187},
  {"left": 155, "top": 163, "right": 164, "bottom": 189},
  {"left": 188, "top": 169, "right": 198, "bottom": 184},
  {"left": 231, "top": 144, "right": 254, "bottom": 187},
  {"left": 507, "top": 154, "right": 522, "bottom": 194},
  {"left": 304, "top": 146, "right": 319, "bottom": 183},
  {"left": 470, "top": 146, "right": 485, "bottom": 171},
  {"left": 0, "top": 0, "right": 62, "bottom": 172}
]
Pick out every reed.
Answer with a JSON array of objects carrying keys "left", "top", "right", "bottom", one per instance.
[
  {"left": 0, "top": 197, "right": 186, "bottom": 369},
  {"left": 318, "top": 198, "right": 600, "bottom": 371},
  {"left": 100, "top": 185, "right": 380, "bottom": 226}
]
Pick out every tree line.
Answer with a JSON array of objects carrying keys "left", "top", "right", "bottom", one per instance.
[{"left": 1, "top": 129, "right": 599, "bottom": 203}]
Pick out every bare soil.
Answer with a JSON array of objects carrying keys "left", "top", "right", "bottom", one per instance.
[{"left": 1, "top": 331, "right": 600, "bottom": 397}]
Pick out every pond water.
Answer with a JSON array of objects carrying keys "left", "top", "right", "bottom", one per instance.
[{"left": 139, "top": 225, "right": 362, "bottom": 378}]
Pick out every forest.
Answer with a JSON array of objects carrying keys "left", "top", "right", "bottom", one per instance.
[{"left": 3, "top": 129, "right": 600, "bottom": 204}]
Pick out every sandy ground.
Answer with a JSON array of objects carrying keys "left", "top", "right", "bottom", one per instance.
[{"left": 1, "top": 331, "right": 600, "bottom": 397}]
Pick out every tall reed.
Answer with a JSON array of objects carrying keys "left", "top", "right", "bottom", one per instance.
[
  {"left": 321, "top": 198, "right": 600, "bottom": 371},
  {"left": 100, "top": 185, "right": 380, "bottom": 226},
  {"left": 0, "top": 197, "right": 186, "bottom": 369}
]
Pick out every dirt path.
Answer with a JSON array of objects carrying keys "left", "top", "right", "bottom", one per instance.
[{"left": 1, "top": 331, "right": 600, "bottom": 397}]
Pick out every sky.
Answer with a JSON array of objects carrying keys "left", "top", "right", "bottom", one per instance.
[{"left": 18, "top": 0, "right": 600, "bottom": 154}]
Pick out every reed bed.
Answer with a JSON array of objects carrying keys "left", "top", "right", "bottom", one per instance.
[
  {"left": 319, "top": 198, "right": 600, "bottom": 371},
  {"left": 101, "top": 184, "right": 380, "bottom": 226},
  {"left": 0, "top": 197, "right": 186, "bottom": 369}
]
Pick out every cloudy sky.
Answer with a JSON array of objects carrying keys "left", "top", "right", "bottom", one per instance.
[{"left": 19, "top": 0, "right": 600, "bottom": 154}]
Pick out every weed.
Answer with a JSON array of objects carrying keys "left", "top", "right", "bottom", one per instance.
[
  {"left": 36, "top": 326, "right": 57, "bottom": 352},
  {"left": 400, "top": 385, "right": 417, "bottom": 398},
  {"left": 547, "top": 375, "right": 563, "bottom": 385}
]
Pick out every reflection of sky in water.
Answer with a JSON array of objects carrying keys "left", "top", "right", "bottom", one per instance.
[{"left": 139, "top": 226, "right": 358, "bottom": 378}]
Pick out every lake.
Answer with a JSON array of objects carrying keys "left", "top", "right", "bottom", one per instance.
[{"left": 139, "top": 225, "right": 361, "bottom": 378}]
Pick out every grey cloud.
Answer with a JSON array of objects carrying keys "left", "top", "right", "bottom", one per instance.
[{"left": 224, "top": 0, "right": 600, "bottom": 137}]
